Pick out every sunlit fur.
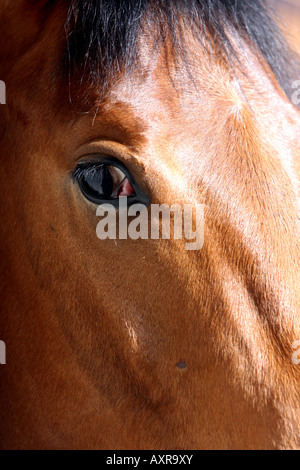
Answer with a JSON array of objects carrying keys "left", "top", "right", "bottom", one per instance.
[{"left": 0, "top": 0, "right": 299, "bottom": 450}]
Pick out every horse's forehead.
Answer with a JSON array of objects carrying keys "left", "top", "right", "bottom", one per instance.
[
  {"left": 85, "top": 31, "right": 249, "bottom": 133},
  {"left": 0, "top": 3, "right": 288, "bottom": 137},
  {"left": 3, "top": 1, "right": 300, "bottom": 183},
  {"left": 88, "top": 32, "right": 299, "bottom": 158},
  {"left": 88, "top": 44, "right": 233, "bottom": 135}
]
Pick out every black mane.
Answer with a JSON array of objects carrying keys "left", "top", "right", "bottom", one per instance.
[{"left": 64, "top": 0, "right": 299, "bottom": 100}]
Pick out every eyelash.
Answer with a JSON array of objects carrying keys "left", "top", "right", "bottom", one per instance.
[{"left": 73, "top": 163, "right": 106, "bottom": 182}]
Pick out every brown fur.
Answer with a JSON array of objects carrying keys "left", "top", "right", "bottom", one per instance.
[{"left": 0, "top": 1, "right": 299, "bottom": 449}]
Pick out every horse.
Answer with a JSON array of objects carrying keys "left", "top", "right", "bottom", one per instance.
[{"left": 0, "top": 0, "right": 299, "bottom": 450}]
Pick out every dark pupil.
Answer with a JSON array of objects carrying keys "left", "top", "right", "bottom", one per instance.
[{"left": 81, "top": 166, "right": 113, "bottom": 199}]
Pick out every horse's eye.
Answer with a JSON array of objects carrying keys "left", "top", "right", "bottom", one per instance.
[
  {"left": 73, "top": 162, "right": 135, "bottom": 204},
  {"left": 73, "top": 158, "right": 151, "bottom": 207}
]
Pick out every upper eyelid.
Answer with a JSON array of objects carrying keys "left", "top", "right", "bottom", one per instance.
[
  {"left": 73, "top": 141, "right": 145, "bottom": 175},
  {"left": 74, "top": 141, "right": 140, "bottom": 165}
]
